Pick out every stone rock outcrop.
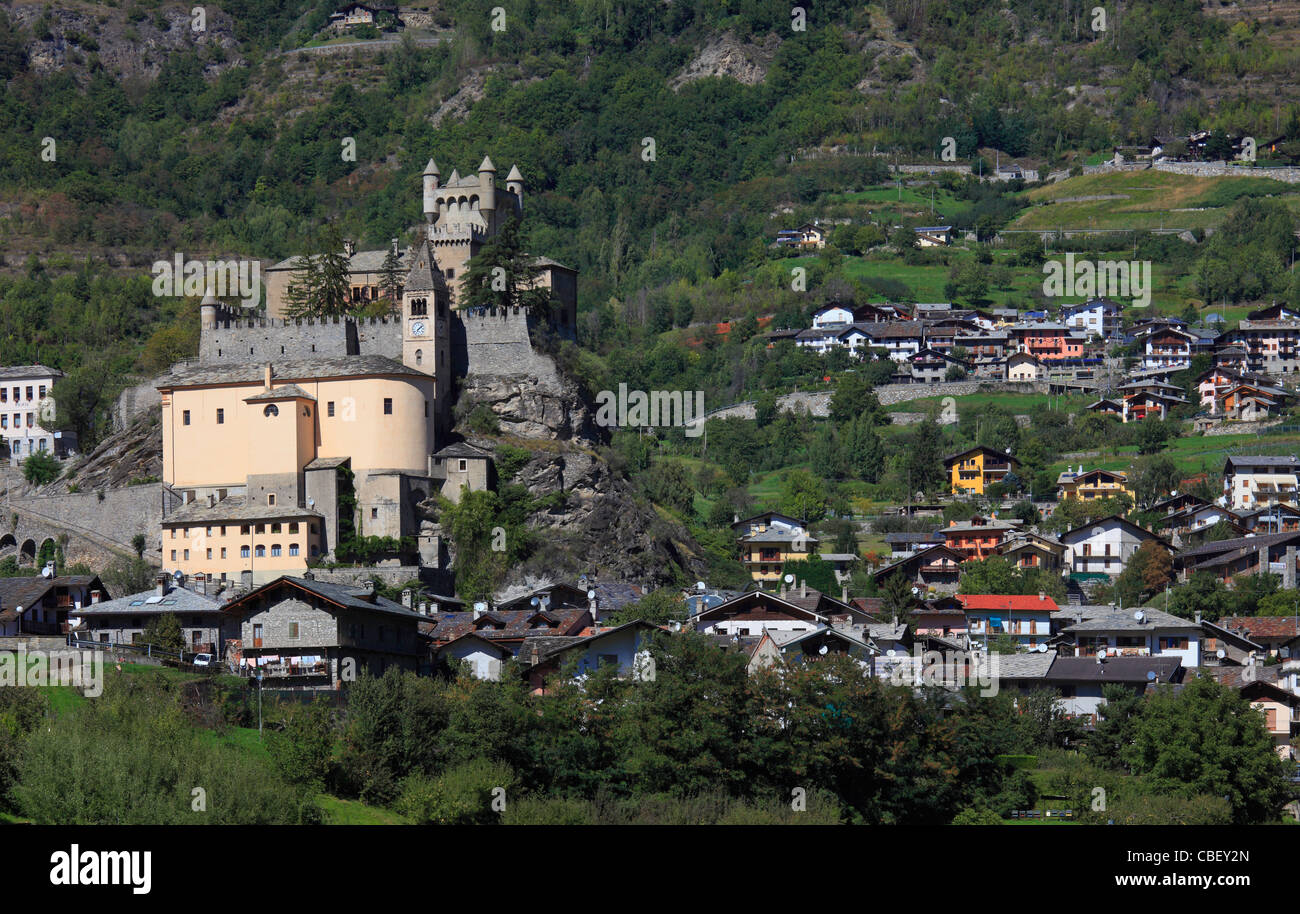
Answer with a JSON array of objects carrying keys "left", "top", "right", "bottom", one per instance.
[
  {"left": 456, "top": 370, "right": 603, "bottom": 444},
  {"left": 671, "top": 32, "right": 779, "bottom": 90}
]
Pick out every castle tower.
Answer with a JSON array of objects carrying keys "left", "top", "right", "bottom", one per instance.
[
  {"left": 199, "top": 290, "right": 220, "bottom": 331},
  {"left": 478, "top": 155, "right": 496, "bottom": 228},
  {"left": 505, "top": 164, "right": 524, "bottom": 216},
  {"left": 422, "top": 158, "right": 440, "bottom": 224},
  {"left": 400, "top": 234, "right": 452, "bottom": 432}
]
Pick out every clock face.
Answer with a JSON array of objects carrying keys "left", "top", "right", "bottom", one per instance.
[{"left": 410, "top": 321, "right": 427, "bottom": 337}]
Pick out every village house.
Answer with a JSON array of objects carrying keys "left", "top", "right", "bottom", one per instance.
[
  {"left": 902, "top": 347, "right": 968, "bottom": 384},
  {"left": 1210, "top": 666, "right": 1300, "bottom": 760},
  {"left": 871, "top": 543, "right": 965, "bottom": 591},
  {"left": 1060, "top": 298, "right": 1121, "bottom": 340},
  {"left": 1218, "top": 617, "right": 1300, "bottom": 658},
  {"left": 1058, "top": 515, "right": 1170, "bottom": 577},
  {"left": 1049, "top": 604, "right": 1202, "bottom": 667},
  {"left": 944, "top": 445, "right": 1021, "bottom": 495},
  {"left": 1004, "top": 351, "right": 1044, "bottom": 381},
  {"left": 872, "top": 321, "right": 927, "bottom": 361},
  {"left": 732, "top": 512, "right": 819, "bottom": 583},
  {"left": 72, "top": 574, "right": 224, "bottom": 656},
  {"left": 1056, "top": 467, "right": 1134, "bottom": 503},
  {"left": 1040, "top": 655, "right": 1184, "bottom": 720},
  {"left": 942, "top": 516, "right": 1020, "bottom": 560},
  {"left": 961, "top": 593, "right": 1058, "bottom": 651},
  {"left": 996, "top": 531, "right": 1066, "bottom": 572},
  {"left": 0, "top": 574, "right": 108, "bottom": 638},
  {"left": 1238, "top": 503, "right": 1300, "bottom": 534},
  {"left": 1222, "top": 455, "right": 1300, "bottom": 511},
  {"left": 690, "top": 586, "right": 870, "bottom": 639},
  {"left": 522, "top": 620, "right": 661, "bottom": 693},
  {"left": 220, "top": 574, "right": 425, "bottom": 690},
  {"left": 748, "top": 625, "right": 877, "bottom": 675},
  {"left": 913, "top": 226, "right": 954, "bottom": 247},
  {"left": 1006, "top": 322, "right": 1084, "bottom": 362},
  {"left": 1173, "top": 529, "right": 1300, "bottom": 585},
  {"left": 775, "top": 222, "right": 826, "bottom": 249},
  {"left": 0, "top": 365, "right": 72, "bottom": 465},
  {"left": 1218, "top": 319, "right": 1300, "bottom": 376}
]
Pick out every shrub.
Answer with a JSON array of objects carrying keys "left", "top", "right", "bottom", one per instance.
[{"left": 395, "top": 759, "right": 515, "bottom": 825}]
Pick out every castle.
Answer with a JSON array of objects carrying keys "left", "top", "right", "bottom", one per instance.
[
  {"left": 260, "top": 155, "right": 577, "bottom": 325},
  {"left": 162, "top": 155, "right": 575, "bottom": 587}
]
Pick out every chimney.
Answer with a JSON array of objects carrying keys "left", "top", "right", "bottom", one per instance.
[
  {"left": 302, "top": 570, "right": 315, "bottom": 581},
  {"left": 473, "top": 603, "right": 486, "bottom": 620},
  {"left": 1195, "top": 611, "right": 1202, "bottom": 624},
  {"left": 362, "top": 579, "right": 376, "bottom": 599},
  {"left": 343, "top": 238, "right": 356, "bottom": 258},
  {"left": 263, "top": 363, "right": 272, "bottom": 391},
  {"left": 530, "top": 642, "right": 540, "bottom": 666},
  {"left": 402, "top": 589, "right": 413, "bottom": 609},
  {"left": 90, "top": 590, "right": 101, "bottom": 605},
  {"left": 156, "top": 574, "right": 168, "bottom": 598},
  {"left": 780, "top": 579, "right": 787, "bottom": 599},
  {"left": 207, "top": 493, "right": 215, "bottom": 508},
  {"left": 420, "top": 601, "right": 429, "bottom": 615},
  {"left": 1038, "top": 590, "right": 1046, "bottom": 602},
  {"left": 800, "top": 579, "right": 807, "bottom": 598},
  {"left": 841, "top": 585, "right": 849, "bottom": 603}
]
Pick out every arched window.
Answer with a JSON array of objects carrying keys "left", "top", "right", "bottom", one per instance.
[
  {"left": 271, "top": 544, "right": 282, "bottom": 557},
  {"left": 263, "top": 404, "right": 279, "bottom": 417},
  {"left": 240, "top": 546, "right": 250, "bottom": 559},
  {"left": 255, "top": 545, "right": 265, "bottom": 558},
  {"left": 415, "top": 349, "right": 422, "bottom": 365},
  {"left": 289, "top": 544, "right": 300, "bottom": 556}
]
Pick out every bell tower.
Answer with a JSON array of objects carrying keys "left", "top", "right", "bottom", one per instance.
[{"left": 400, "top": 234, "right": 452, "bottom": 432}]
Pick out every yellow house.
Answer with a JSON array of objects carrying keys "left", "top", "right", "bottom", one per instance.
[
  {"left": 731, "top": 512, "right": 819, "bottom": 583},
  {"left": 945, "top": 446, "right": 1021, "bottom": 495},
  {"left": 1057, "top": 468, "right": 1135, "bottom": 503}
]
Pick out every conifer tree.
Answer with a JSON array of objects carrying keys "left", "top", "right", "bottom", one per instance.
[{"left": 460, "top": 215, "right": 553, "bottom": 312}]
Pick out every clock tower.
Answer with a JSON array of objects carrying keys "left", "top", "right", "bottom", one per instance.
[{"left": 401, "top": 236, "right": 452, "bottom": 430}]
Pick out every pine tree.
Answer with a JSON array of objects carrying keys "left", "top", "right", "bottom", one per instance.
[
  {"left": 283, "top": 242, "right": 321, "bottom": 320},
  {"left": 460, "top": 215, "right": 553, "bottom": 312},
  {"left": 316, "top": 221, "right": 352, "bottom": 317},
  {"left": 379, "top": 239, "right": 403, "bottom": 309}
]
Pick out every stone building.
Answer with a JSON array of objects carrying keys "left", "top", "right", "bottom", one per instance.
[
  {"left": 221, "top": 574, "right": 424, "bottom": 690},
  {"left": 261, "top": 153, "right": 577, "bottom": 327}
]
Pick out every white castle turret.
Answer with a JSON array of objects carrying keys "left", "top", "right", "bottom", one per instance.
[{"left": 422, "top": 158, "right": 440, "bottom": 224}]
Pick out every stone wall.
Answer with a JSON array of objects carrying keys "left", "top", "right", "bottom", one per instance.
[
  {"left": 112, "top": 378, "right": 163, "bottom": 432},
  {"left": 453, "top": 307, "right": 558, "bottom": 381},
  {"left": 7, "top": 484, "right": 165, "bottom": 558},
  {"left": 704, "top": 380, "right": 1043, "bottom": 421},
  {"left": 1083, "top": 161, "right": 1300, "bottom": 183},
  {"left": 198, "top": 315, "right": 403, "bottom": 365}
]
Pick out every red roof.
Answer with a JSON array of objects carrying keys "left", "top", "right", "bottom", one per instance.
[{"left": 958, "top": 594, "right": 1060, "bottom": 612}]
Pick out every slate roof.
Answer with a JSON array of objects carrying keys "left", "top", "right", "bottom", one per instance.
[
  {"left": 433, "top": 441, "right": 494, "bottom": 459},
  {"left": 222, "top": 575, "right": 421, "bottom": 621},
  {"left": 992, "top": 651, "right": 1057, "bottom": 679},
  {"left": 1219, "top": 616, "right": 1300, "bottom": 642},
  {"left": 425, "top": 608, "right": 591, "bottom": 645},
  {"left": 1052, "top": 605, "right": 1198, "bottom": 632},
  {"left": 76, "top": 585, "right": 224, "bottom": 616},
  {"left": 0, "top": 365, "right": 63, "bottom": 380},
  {"left": 159, "top": 355, "right": 427, "bottom": 389},
  {"left": 403, "top": 240, "right": 447, "bottom": 293},
  {"left": 163, "top": 495, "right": 323, "bottom": 524},
  {"left": 0, "top": 576, "right": 105, "bottom": 623},
  {"left": 1044, "top": 655, "right": 1183, "bottom": 684},
  {"left": 244, "top": 384, "right": 315, "bottom": 402}
]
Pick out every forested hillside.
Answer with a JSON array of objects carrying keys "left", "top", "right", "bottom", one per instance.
[{"left": 3, "top": 0, "right": 1300, "bottom": 448}]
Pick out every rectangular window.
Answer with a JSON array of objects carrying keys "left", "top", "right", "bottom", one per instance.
[
  {"left": 170, "top": 550, "right": 177, "bottom": 561},
  {"left": 371, "top": 507, "right": 378, "bottom": 519},
  {"left": 289, "top": 522, "right": 299, "bottom": 534},
  {"left": 183, "top": 550, "right": 189, "bottom": 560},
  {"left": 38, "top": 386, "right": 45, "bottom": 398},
  {"left": 183, "top": 410, "right": 190, "bottom": 426},
  {"left": 216, "top": 408, "right": 224, "bottom": 424},
  {"left": 327, "top": 401, "right": 335, "bottom": 417},
  {"left": 206, "top": 548, "right": 212, "bottom": 560},
  {"left": 383, "top": 398, "right": 393, "bottom": 415},
  {"left": 288, "top": 622, "right": 299, "bottom": 640},
  {"left": 220, "top": 548, "right": 227, "bottom": 559},
  {"left": 289, "top": 544, "right": 299, "bottom": 556}
]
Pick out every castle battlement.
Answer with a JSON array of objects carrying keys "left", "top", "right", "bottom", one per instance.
[{"left": 211, "top": 314, "right": 400, "bottom": 331}]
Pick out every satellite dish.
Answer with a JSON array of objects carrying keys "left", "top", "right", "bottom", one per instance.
[
  {"left": 1170, "top": 490, "right": 1177, "bottom": 497},
  {"left": 1146, "top": 671, "right": 1157, "bottom": 681},
  {"left": 1216, "top": 648, "right": 1226, "bottom": 660},
  {"left": 173, "top": 570, "right": 183, "bottom": 581},
  {"left": 530, "top": 597, "right": 540, "bottom": 607},
  {"left": 911, "top": 587, "right": 920, "bottom": 596},
  {"left": 1037, "top": 644, "right": 1048, "bottom": 653},
  {"left": 695, "top": 581, "right": 706, "bottom": 592},
  {"left": 784, "top": 574, "right": 795, "bottom": 584},
  {"left": 1133, "top": 610, "right": 1145, "bottom": 623},
  {"left": 819, "top": 644, "right": 829, "bottom": 655},
  {"left": 307, "top": 497, "right": 314, "bottom": 507},
  {"left": 41, "top": 565, "right": 52, "bottom": 578},
  {"left": 886, "top": 649, "right": 896, "bottom": 658},
  {"left": 586, "top": 589, "right": 596, "bottom": 601},
  {"left": 472, "top": 601, "right": 487, "bottom": 613}
]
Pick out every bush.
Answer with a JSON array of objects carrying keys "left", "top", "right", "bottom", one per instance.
[
  {"left": 395, "top": 759, "right": 515, "bottom": 825},
  {"left": 21, "top": 451, "right": 60, "bottom": 486},
  {"left": 952, "top": 804, "right": 1005, "bottom": 825}
]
